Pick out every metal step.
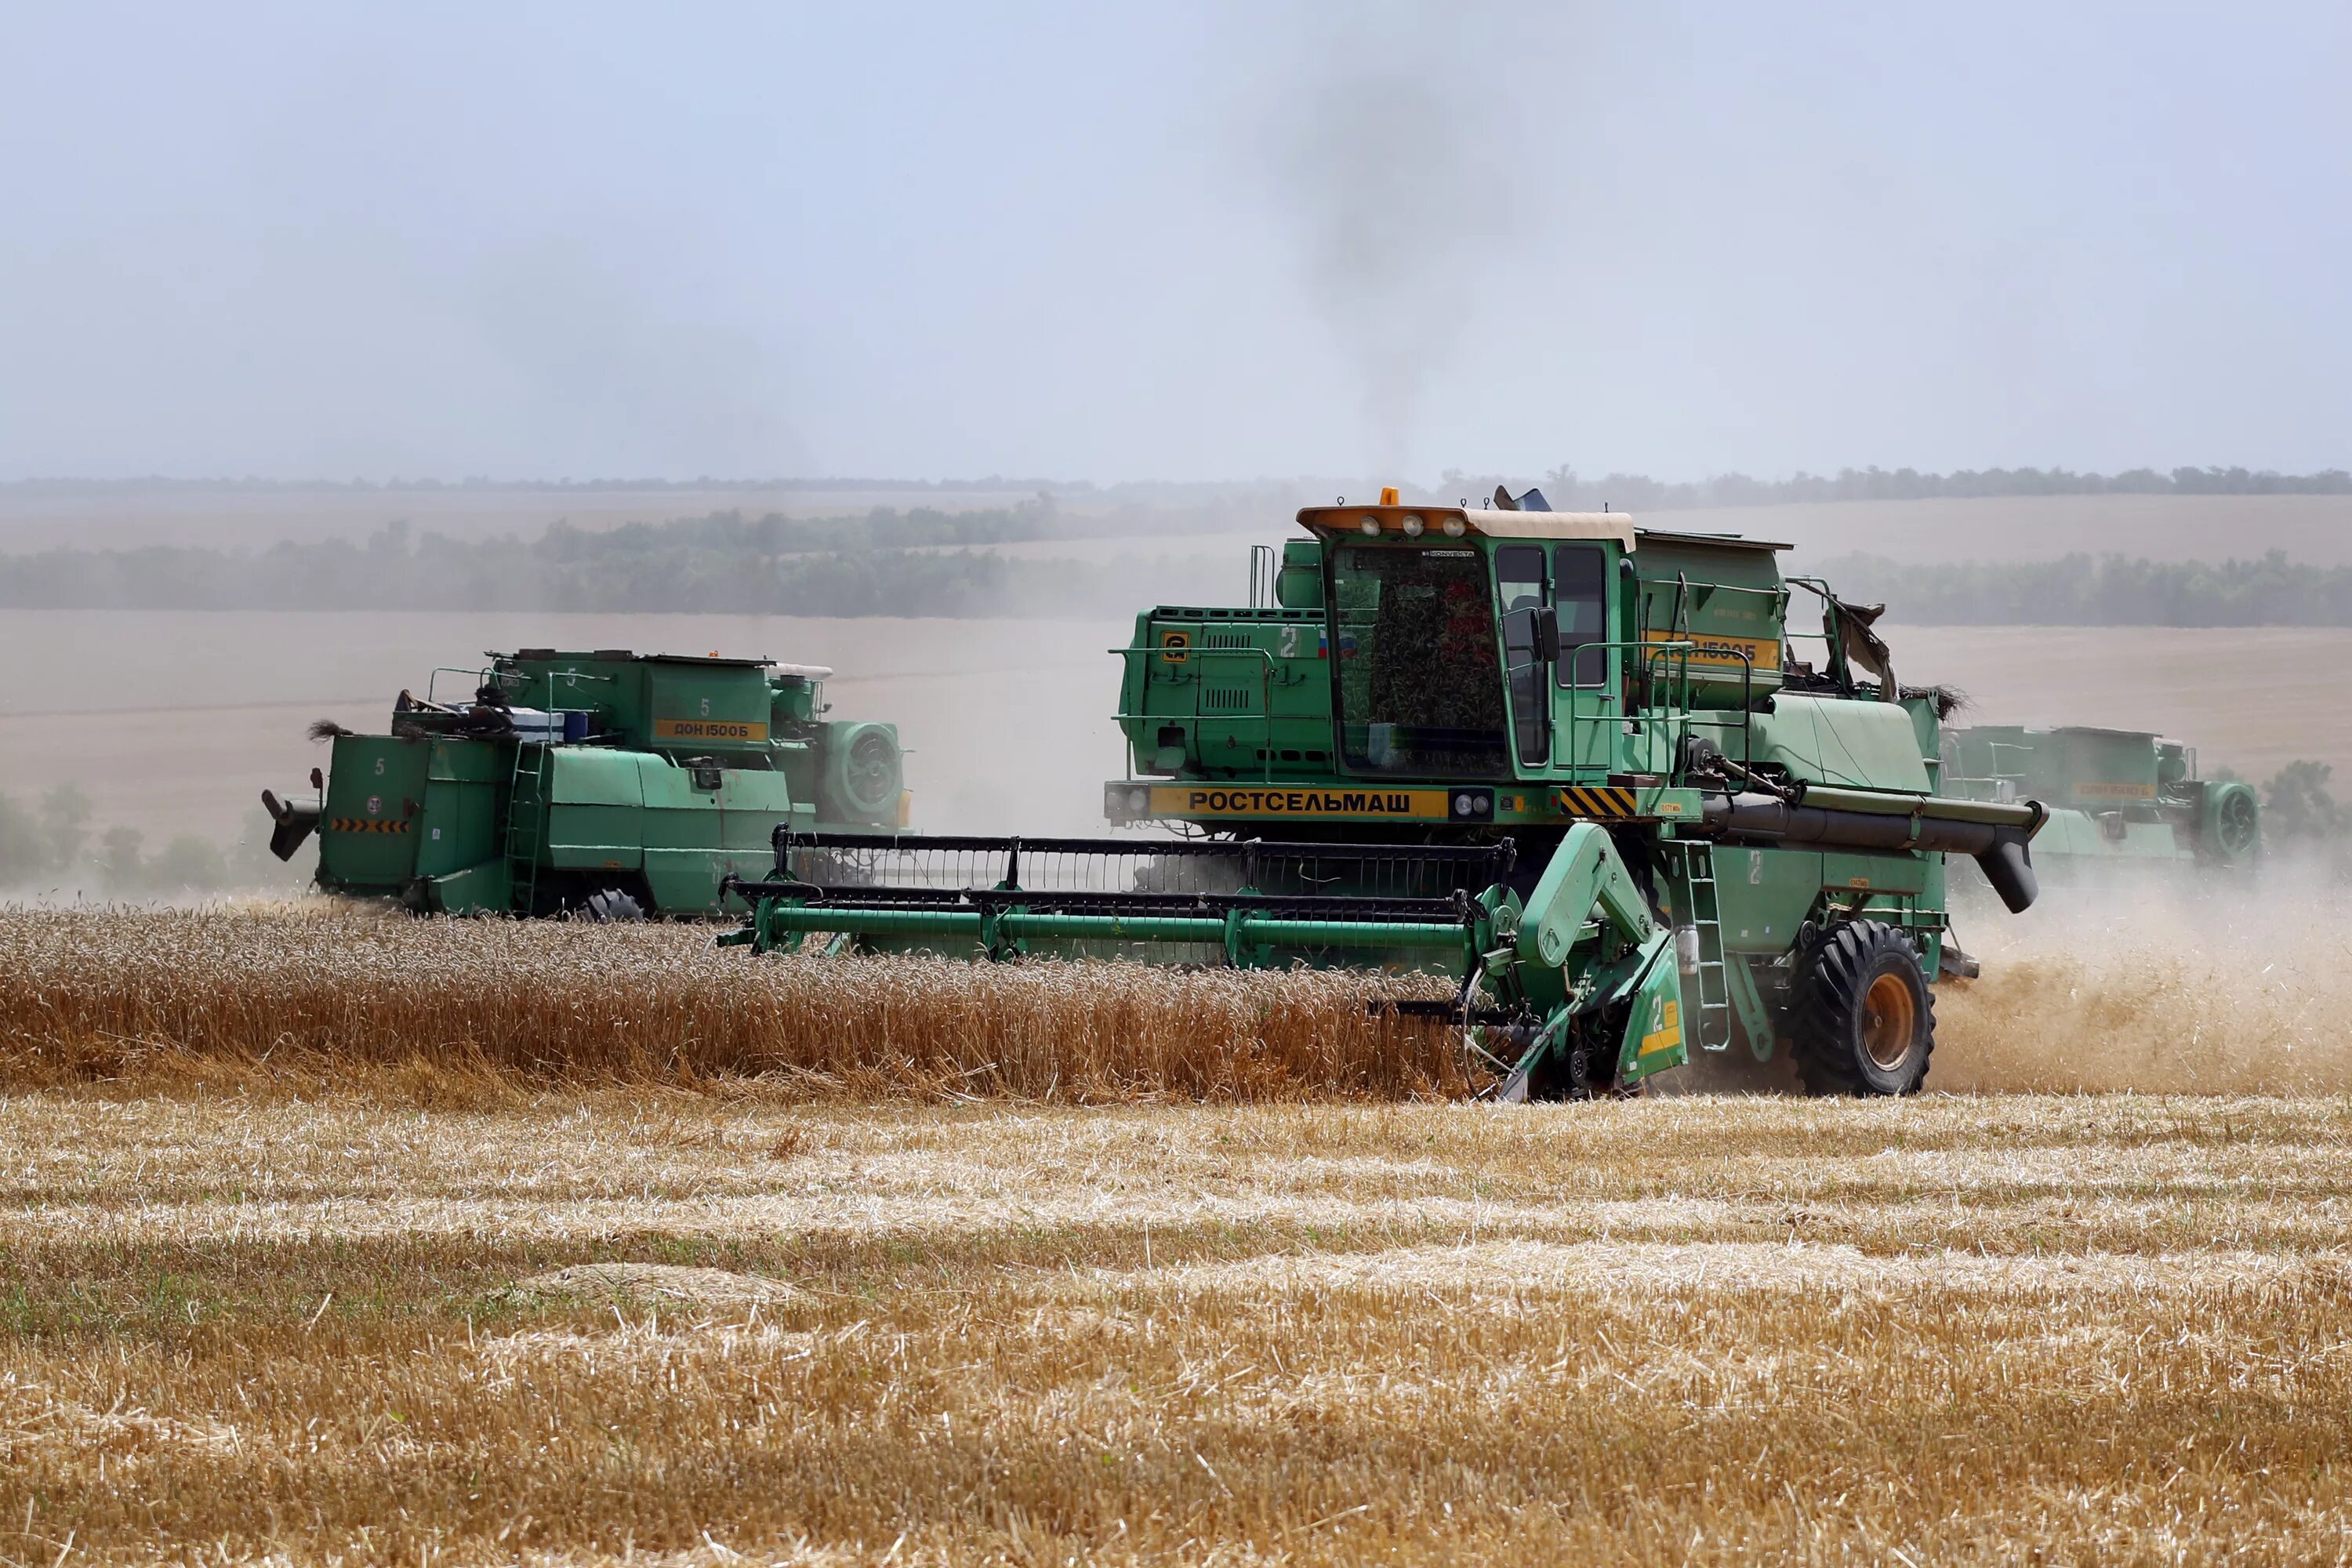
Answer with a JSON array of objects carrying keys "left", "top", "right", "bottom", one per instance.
[{"left": 1664, "top": 841, "right": 1733, "bottom": 1052}]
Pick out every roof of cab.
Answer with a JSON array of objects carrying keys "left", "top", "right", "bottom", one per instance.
[
  {"left": 1295, "top": 504, "right": 1635, "bottom": 548},
  {"left": 502, "top": 648, "right": 778, "bottom": 667},
  {"left": 1294, "top": 505, "right": 1790, "bottom": 553}
]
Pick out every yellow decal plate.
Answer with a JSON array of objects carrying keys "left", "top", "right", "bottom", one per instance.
[
  {"left": 2074, "top": 782, "right": 2158, "bottom": 800},
  {"left": 1639, "top": 999, "right": 1683, "bottom": 1057},
  {"left": 1642, "top": 629, "right": 1780, "bottom": 670},
  {"left": 1150, "top": 786, "right": 1453, "bottom": 820},
  {"left": 653, "top": 718, "right": 770, "bottom": 743}
]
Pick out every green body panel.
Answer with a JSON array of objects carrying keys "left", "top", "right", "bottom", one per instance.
[
  {"left": 316, "top": 736, "right": 430, "bottom": 891},
  {"left": 416, "top": 739, "right": 503, "bottom": 878},
  {"left": 416, "top": 858, "right": 511, "bottom": 915},
  {"left": 1700, "top": 846, "right": 1826, "bottom": 953},
  {"left": 1614, "top": 945, "right": 1688, "bottom": 1083},
  {"left": 504, "top": 747, "right": 804, "bottom": 910},
  {"left": 636, "top": 754, "right": 800, "bottom": 911},
  {"left": 1120, "top": 606, "right": 1336, "bottom": 779},
  {"left": 1276, "top": 540, "right": 1325, "bottom": 609},
  {"left": 1628, "top": 533, "right": 1788, "bottom": 706},
  {"left": 1737, "top": 697, "right": 1933, "bottom": 793},
  {"left": 535, "top": 749, "right": 648, "bottom": 869}
]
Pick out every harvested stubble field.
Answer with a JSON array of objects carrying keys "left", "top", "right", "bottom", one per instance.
[{"left": 3, "top": 905, "right": 2351, "bottom": 1564}]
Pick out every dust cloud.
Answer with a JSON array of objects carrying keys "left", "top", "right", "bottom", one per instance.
[{"left": 1936, "top": 870, "right": 2352, "bottom": 1094}]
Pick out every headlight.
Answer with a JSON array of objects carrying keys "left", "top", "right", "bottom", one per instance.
[
  {"left": 1399, "top": 515, "right": 1424, "bottom": 536},
  {"left": 1359, "top": 516, "right": 1381, "bottom": 536},
  {"left": 1441, "top": 517, "right": 1466, "bottom": 537}
]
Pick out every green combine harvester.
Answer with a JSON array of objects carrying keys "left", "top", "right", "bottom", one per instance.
[
  {"left": 1941, "top": 724, "right": 2259, "bottom": 885},
  {"left": 262, "top": 648, "right": 906, "bottom": 916},
  {"left": 724, "top": 487, "right": 2046, "bottom": 1098}
]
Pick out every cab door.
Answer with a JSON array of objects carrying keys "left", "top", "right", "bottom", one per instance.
[
  {"left": 1552, "top": 544, "right": 1620, "bottom": 774},
  {"left": 1494, "top": 546, "right": 1553, "bottom": 774}
]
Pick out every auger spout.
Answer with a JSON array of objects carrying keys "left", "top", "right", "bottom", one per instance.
[{"left": 1697, "top": 788, "right": 2046, "bottom": 913}]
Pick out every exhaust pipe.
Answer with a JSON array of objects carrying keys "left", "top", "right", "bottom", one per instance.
[
  {"left": 1697, "top": 787, "right": 2045, "bottom": 913},
  {"left": 260, "top": 789, "right": 323, "bottom": 862}
]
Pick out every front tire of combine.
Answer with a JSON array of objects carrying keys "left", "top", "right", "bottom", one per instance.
[{"left": 1789, "top": 920, "right": 1935, "bottom": 1097}]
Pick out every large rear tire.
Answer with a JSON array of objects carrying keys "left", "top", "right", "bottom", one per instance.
[
  {"left": 579, "top": 887, "right": 647, "bottom": 923},
  {"left": 1790, "top": 920, "right": 1935, "bottom": 1096}
]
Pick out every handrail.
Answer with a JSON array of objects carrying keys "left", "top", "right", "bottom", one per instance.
[
  {"left": 1247, "top": 544, "right": 1276, "bottom": 609},
  {"left": 1108, "top": 644, "right": 1281, "bottom": 783},
  {"left": 426, "top": 662, "right": 615, "bottom": 714},
  {"left": 1557, "top": 637, "right": 1700, "bottom": 779}
]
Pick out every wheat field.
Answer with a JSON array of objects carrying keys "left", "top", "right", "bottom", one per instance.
[{"left": 3, "top": 903, "right": 2351, "bottom": 1563}]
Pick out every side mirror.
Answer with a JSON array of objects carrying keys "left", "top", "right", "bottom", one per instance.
[{"left": 1533, "top": 608, "right": 1560, "bottom": 663}]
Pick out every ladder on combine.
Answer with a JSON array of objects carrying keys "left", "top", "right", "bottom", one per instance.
[
  {"left": 503, "top": 740, "right": 550, "bottom": 916},
  {"left": 1660, "top": 840, "right": 1732, "bottom": 1051}
]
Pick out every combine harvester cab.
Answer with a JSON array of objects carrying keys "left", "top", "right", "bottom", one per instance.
[
  {"left": 261, "top": 650, "right": 907, "bottom": 917},
  {"left": 727, "top": 488, "right": 2048, "bottom": 1098},
  {"left": 1941, "top": 724, "right": 2259, "bottom": 888}
]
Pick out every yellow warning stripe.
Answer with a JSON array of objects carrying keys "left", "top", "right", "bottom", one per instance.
[
  {"left": 328, "top": 818, "right": 410, "bottom": 834},
  {"left": 1556, "top": 786, "right": 1640, "bottom": 819}
]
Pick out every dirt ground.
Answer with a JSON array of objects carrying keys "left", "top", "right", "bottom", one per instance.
[{"left": 1, "top": 1090, "right": 2345, "bottom": 1565}]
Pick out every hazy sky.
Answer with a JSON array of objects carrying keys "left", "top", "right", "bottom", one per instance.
[{"left": 4, "top": 2, "right": 2347, "bottom": 483}]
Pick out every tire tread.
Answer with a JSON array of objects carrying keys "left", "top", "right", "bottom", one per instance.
[{"left": 1789, "top": 920, "right": 1936, "bottom": 1096}]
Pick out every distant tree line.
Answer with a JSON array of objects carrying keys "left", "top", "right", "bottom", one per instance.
[
  {"left": 1807, "top": 550, "right": 2352, "bottom": 626},
  {"left": 0, "top": 783, "right": 290, "bottom": 895},
  {"left": 5, "top": 503, "right": 2351, "bottom": 623},
  {"left": 0, "top": 503, "right": 1130, "bottom": 616}
]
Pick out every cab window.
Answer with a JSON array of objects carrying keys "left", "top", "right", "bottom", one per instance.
[
  {"left": 1496, "top": 545, "right": 1550, "bottom": 766},
  {"left": 1552, "top": 545, "right": 1609, "bottom": 688}
]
